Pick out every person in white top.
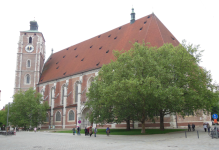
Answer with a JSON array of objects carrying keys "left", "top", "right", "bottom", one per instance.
[{"left": 203, "top": 124, "right": 207, "bottom": 132}]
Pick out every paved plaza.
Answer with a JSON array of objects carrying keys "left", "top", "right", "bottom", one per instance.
[{"left": 0, "top": 127, "right": 218, "bottom": 150}]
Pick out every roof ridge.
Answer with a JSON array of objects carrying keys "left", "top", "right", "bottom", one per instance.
[
  {"left": 144, "top": 14, "right": 153, "bottom": 42},
  {"left": 154, "top": 14, "right": 164, "bottom": 44}
]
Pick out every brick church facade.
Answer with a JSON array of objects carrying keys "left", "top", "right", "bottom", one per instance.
[{"left": 14, "top": 9, "right": 211, "bottom": 129}]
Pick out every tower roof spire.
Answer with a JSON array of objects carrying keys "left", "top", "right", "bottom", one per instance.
[
  {"left": 30, "top": 20, "right": 38, "bottom": 31},
  {"left": 130, "top": 7, "right": 135, "bottom": 24}
]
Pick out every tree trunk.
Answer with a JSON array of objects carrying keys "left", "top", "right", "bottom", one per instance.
[
  {"left": 159, "top": 111, "right": 164, "bottom": 131},
  {"left": 126, "top": 119, "right": 130, "bottom": 130},
  {"left": 141, "top": 115, "right": 146, "bottom": 133},
  {"left": 141, "top": 122, "right": 145, "bottom": 133}
]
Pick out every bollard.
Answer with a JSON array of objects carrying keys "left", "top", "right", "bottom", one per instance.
[
  {"left": 212, "top": 131, "right": 213, "bottom": 139},
  {"left": 185, "top": 131, "right": 187, "bottom": 138},
  {"left": 197, "top": 131, "right": 199, "bottom": 139},
  {"left": 216, "top": 127, "right": 218, "bottom": 139}
]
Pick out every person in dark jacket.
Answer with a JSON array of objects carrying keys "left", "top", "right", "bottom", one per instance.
[
  {"left": 72, "top": 128, "right": 75, "bottom": 135},
  {"left": 188, "top": 124, "right": 191, "bottom": 132},
  {"left": 87, "top": 127, "right": 89, "bottom": 135},
  {"left": 85, "top": 127, "right": 87, "bottom": 136},
  {"left": 192, "top": 124, "right": 195, "bottom": 131}
]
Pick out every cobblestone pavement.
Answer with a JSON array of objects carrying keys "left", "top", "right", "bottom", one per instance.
[{"left": 0, "top": 127, "right": 218, "bottom": 150}]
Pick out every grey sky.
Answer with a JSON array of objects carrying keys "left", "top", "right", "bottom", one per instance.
[{"left": 0, "top": 0, "right": 218, "bottom": 108}]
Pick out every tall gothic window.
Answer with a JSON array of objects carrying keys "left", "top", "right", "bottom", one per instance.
[
  {"left": 87, "top": 77, "right": 94, "bottom": 92},
  {"left": 41, "top": 89, "right": 44, "bottom": 97},
  {"left": 69, "top": 110, "right": 74, "bottom": 121},
  {"left": 75, "top": 81, "right": 79, "bottom": 103},
  {"left": 26, "top": 74, "right": 30, "bottom": 84},
  {"left": 29, "top": 37, "right": 32, "bottom": 44},
  {"left": 27, "top": 60, "right": 31, "bottom": 68},
  {"left": 56, "top": 111, "right": 61, "bottom": 121},
  {"left": 45, "top": 113, "right": 49, "bottom": 122}
]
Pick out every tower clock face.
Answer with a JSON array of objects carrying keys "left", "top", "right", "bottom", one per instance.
[{"left": 25, "top": 45, "right": 34, "bottom": 53}]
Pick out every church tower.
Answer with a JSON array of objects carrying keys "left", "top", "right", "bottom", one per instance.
[{"left": 14, "top": 20, "right": 46, "bottom": 94}]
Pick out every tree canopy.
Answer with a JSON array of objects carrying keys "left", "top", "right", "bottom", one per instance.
[
  {"left": 0, "top": 107, "right": 7, "bottom": 128},
  {"left": 86, "top": 42, "right": 219, "bottom": 133},
  {"left": 9, "top": 88, "right": 49, "bottom": 128}
]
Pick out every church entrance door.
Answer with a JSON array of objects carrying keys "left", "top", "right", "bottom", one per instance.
[{"left": 81, "top": 107, "right": 92, "bottom": 128}]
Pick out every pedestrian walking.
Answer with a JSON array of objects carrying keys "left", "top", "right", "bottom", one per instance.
[
  {"left": 94, "top": 127, "right": 97, "bottom": 137},
  {"left": 106, "top": 127, "right": 110, "bottom": 136},
  {"left": 89, "top": 126, "right": 93, "bottom": 137},
  {"left": 203, "top": 124, "right": 207, "bottom": 132},
  {"left": 34, "top": 127, "right": 36, "bottom": 133},
  {"left": 188, "top": 124, "right": 191, "bottom": 132},
  {"left": 72, "top": 128, "right": 75, "bottom": 135},
  {"left": 87, "top": 127, "right": 89, "bottom": 136},
  {"left": 207, "top": 123, "right": 210, "bottom": 132},
  {"left": 77, "top": 126, "right": 81, "bottom": 135},
  {"left": 192, "top": 124, "right": 195, "bottom": 131},
  {"left": 85, "top": 127, "right": 87, "bottom": 136}
]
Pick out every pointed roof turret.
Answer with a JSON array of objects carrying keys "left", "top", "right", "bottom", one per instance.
[
  {"left": 30, "top": 20, "right": 38, "bottom": 31},
  {"left": 23, "top": 20, "right": 40, "bottom": 33},
  {"left": 130, "top": 8, "right": 135, "bottom": 24}
]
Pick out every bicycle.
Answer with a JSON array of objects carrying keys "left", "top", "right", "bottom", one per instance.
[{"left": 208, "top": 127, "right": 219, "bottom": 138}]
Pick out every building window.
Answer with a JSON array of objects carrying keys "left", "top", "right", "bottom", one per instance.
[
  {"left": 75, "top": 81, "right": 79, "bottom": 103},
  {"left": 45, "top": 113, "right": 49, "bottom": 122},
  {"left": 27, "top": 60, "right": 31, "bottom": 68},
  {"left": 56, "top": 111, "right": 61, "bottom": 121},
  {"left": 29, "top": 37, "right": 32, "bottom": 44},
  {"left": 26, "top": 74, "right": 30, "bottom": 84},
  {"left": 87, "top": 77, "right": 94, "bottom": 92},
  {"left": 69, "top": 110, "right": 74, "bottom": 121},
  {"left": 41, "top": 89, "right": 44, "bottom": 97}
]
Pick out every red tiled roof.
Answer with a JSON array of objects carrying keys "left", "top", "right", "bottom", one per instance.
[{"left": 39, "top": 13, "right": 179, "bottom": 84}]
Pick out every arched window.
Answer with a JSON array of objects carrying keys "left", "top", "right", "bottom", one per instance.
[
  {"left": 26, "top": 74, "right": 30, "bottom": 84},
  {"left": 75, "top": 81, "right": 79, "bottom": 103},
  {"left": 87, "top": 77, "right": 94, "bottom": 92},
  {"left": 41, "top": 89, "right": 44, "bottom": 97},
  {"left": 29, "top": 37, "right": 32, "bottom": 44},
  {"left": 27, "top": 60, "right": 31, "bottom": 68},
  {"left": 56, "top": 111, "right": 61, "bottom": 121},
  {"left": 69, "top": 110, "right": 74, "bottom": 121},
  {"left": 45, "top": 113, "right": 49, "bottom": 122}
]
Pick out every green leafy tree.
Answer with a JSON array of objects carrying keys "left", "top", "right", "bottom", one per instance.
[
  {"left": 9, "top": 88, "right": 49, "bottom": 128},
  {"left": 0, "top": 108, "right": 7, "bottom": 128},
  {"left": 86, "top": 42, "right": 219, "bottom": 132}
]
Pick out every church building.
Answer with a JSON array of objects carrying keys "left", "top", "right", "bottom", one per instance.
[{"left": 14, "top": 9, "right": 210, "bottom": 129}]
